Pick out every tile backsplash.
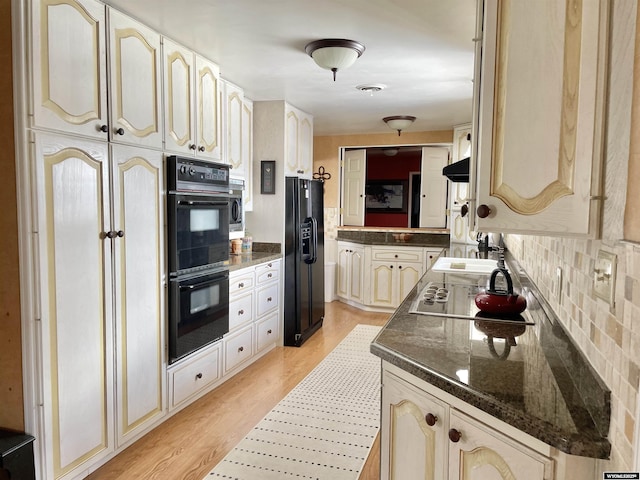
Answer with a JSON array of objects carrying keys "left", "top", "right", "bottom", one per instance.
[{"left": 505, "top": 234, "right": 640, "bottom": 473}]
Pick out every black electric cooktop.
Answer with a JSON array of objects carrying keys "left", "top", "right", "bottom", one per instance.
[{"left": 408, "top": 272, "right": 535, "bottom": 325}]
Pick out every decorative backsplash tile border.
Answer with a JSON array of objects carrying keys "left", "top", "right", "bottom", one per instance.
[{"left": 505, "top": 234, "right": 640, "bottom": 472}]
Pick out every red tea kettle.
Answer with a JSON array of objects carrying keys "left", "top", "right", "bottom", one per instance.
[{"left": 474, "top": 268, "right": 527, "bottom": 316}]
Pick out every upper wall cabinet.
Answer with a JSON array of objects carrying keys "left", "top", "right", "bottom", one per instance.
[
  {"left": 284, "top": 104, "right": 313, "bottom": 178},
  {"left": 474, "top": 0, "right": 608, "bottom": 236},
  {"left": 163, "top": 37, "right": 222, "bottom": 160},
  {"left": 31, "top": 0, "right": 108, "bottom": 140},
  {"left": 107, "top": 8, "right": 162, "bottom": 149}
]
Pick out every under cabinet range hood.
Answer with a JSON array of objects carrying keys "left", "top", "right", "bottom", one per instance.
[{"left": 442, "top": 157, "right": 470, "bottom": 182}]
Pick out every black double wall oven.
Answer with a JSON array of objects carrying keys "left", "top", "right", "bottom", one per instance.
[{"left": 167, "top": 156, "right": 230, "bottom": 364}]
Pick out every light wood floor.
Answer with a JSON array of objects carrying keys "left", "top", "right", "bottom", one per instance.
[{"left": 87, "top": 301, "right": 390, "bottom": 480}]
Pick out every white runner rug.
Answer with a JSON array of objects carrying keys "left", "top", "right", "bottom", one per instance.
[{"left": 205, "top": 324, "right": 382, "bottom": 480}]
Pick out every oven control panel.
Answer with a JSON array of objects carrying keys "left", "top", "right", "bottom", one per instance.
[{"left": 167, "top": 156, "right": 229, "bottom": 193}]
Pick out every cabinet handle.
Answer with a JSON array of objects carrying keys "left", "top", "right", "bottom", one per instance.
[
  {"left": 267, "top": 329, "right": 272, "bottom": 335},
  {"left": 394, "top": 254, "right": 398, "bottom": 258},
  {"left": 189, "top": 144, "right": 197, "bottom": 150},
  {"left": 115, "top": 127, "right": 125, "bottom": 136},
  {"left": 267, "top": 297, "right": 272, "bottom": 302},
  {"left": 100, "top": 124, "right": 108, "bottom": 133},
  {"left": 448, "top": 428, "right": 462, "bottom": 443},
  {"left": 238, "top": 282, "right": 244, "bottom": 288},
  {"left": 238, "top": 309, "right": 244, "bottom": 315},
  {"left": 476, "top": 204, "right": 492, "bottom": 218},
  {"left": 268, "top": 263, "right": 272, "bottom": 267},
  {"left": 195, "top": 372, "right": 203, "bottom": 380},
  {"left": 390, "top": 265, "right": 393, "bottom": 269},
  {"left": 238, "top": 346, "right": 244, "bottom": 352},
  {"left": 198, "top": 146, "right": 205, "bottom": 152},
  {"left": 398, "top": 265, "right": 402, "bottom": 269},
  {"left": 425, "top": 413, "right": 438, "bottom": 426},
  {"left": 104, "top": 231, "right": 116, "bottom": 239},
  {"left": 116, "top": 230, "right": 124, "bottom": 237},
  {"left": 268, "top": 273, "right": 272, "bottom": 278}
]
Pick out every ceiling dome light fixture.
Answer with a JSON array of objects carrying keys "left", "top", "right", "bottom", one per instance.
[
  {"left": 383, "top": 115, "right": 417, "bottom": 136},
  {"left": 305, "top": 39, "right": 365, "bottom": 81},
  {"left": 382, "top": 148, "right": 399, "bottom": 156}
]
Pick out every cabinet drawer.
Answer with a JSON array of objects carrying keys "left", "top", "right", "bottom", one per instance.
[
  {"left": 229, "top": 268, "right": 255, "bottom": 296},
  {"left": 229, "top": 291, "right": 253, "bottom": 331},
  {"left": 256, "top": 283, "right": 279, "bottom": 317},
  {"left": 255, "top": 259, "right": 280, "bottom": 284},
  {"left": 170, "top": 344, "right": 221, "bottom": 408},
  {"left": 224, "top": 325, "right": 253, "bottom": 373},
  {"left": 372, "top": 248, "right": 424, "bottom": 263},
  {"left": 255, "top": 311, "right": 278, "bottom": 353}
]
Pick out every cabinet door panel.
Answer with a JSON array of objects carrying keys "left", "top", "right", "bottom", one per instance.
[
  {"left": 108, "top": 9, "right": 162, "bottom": 149},
  {"left": 371, "top": 262, "right": 394, "bottom": 307},
  {"left": 111, "top": 144, "right": 165, "bottom": 444},
  {"left": 242, "top": 99, "right": 254, "bottom": 209},
  {"left": 298, "top": 114, "right": 313, "bottom": 178},
  {"left": 398, "top": 264, "right": 422, "bottom": 303},
  {"left": 449, "top": 410, "right": 552, "bottom": 480},
  {"left": 419, "top": 147, "right": 448, "bottom": 228},
  {"left": 476, "top": 0, "right": 607, "bottom": 235},
  {"left": 163, "top": 38, "right": 193, "bottom": 154},
  {"left": 342, "top": 149, "right": 366, "bottom": 226},
  {"left": 285, "top": 108, "right": 299, "bottom": 175},
  {"left": 32, "top": 0, "right": 108, "bottom": 139},
  {"left": 349, "top": 247, "right": 365, "bottom": 302},
  {"left": 381, "top": 372, "right": 448, "bottom": 480},
  {"left": 224, "top": 80, "right": 243, "bottom": 170},
  {"left": 35, "top": 133, "right": 113, "bottom": 478},
  {"left": 196, "top": 55, "right": 221, "bottom": 159}
]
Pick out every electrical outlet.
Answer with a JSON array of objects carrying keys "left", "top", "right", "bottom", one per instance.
[
  {"left": 555, "top": 267, "right": 562, "bottom": 298},
  {"left": 593, "top": 249, "right": 617, "bottom": 306}
]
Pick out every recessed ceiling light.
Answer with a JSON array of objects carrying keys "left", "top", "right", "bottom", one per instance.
[{"left": 356, "top": 84, "right": 387, "bottom": 96}]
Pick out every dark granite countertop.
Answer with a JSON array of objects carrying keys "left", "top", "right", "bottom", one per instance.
[
  {"left": 337, "top": 229, "right": 450, "bottom": 248},
  {"left": 371, "top": 250, "right": 611, "bottom": 459},
  {"left": 226, "top": 242, "right": 282, "bottom": 272}
]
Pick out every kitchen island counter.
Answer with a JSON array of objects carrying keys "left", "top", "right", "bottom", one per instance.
[{"left": 371, "top": 250, "right": 611, "bottom": 459}]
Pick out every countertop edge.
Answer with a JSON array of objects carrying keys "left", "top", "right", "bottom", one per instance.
[
  {"left": 227, "top": 252, "right": 283, "bottom": 271},
  {"left": 371, "top": 342, "right": 611, "bottom": 459}
]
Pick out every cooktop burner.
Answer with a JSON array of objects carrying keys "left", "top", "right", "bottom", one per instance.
[{"left": 409, "top": 276, "right": 535, "bottom": 325}]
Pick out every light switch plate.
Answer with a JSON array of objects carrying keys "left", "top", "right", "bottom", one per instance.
[{"left": 593, "top": 249, "right": 617, "bottom": 306}]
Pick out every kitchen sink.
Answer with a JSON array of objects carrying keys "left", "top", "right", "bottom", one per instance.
[{"left": 430, "top": 257, "right": 502, "bottom": 275}]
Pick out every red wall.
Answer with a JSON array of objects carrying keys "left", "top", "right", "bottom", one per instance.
[{"left": 364, "top": 149, "right": 421, "bottom": 227}]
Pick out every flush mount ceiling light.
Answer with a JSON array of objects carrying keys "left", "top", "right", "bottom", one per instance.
[
  {"left": 383, "top": 115, "right": 417, "bottom": 136},
  {"left": 382, "top": 148, "right": 399, "bottom": 156},
  {"left": 356, "top": 84, "right": 386, "bottom": 96},
  {"left": 305, "top": 39, "right": 365, "bottom": 81}
]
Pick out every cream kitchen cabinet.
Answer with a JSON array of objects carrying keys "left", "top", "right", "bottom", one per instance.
[
  {"left": 168, "top": 342, "right": 221, "bottom": 410},
  {"left": 31, "top": 0, "right": 163, "bottom": 149},
  {"left": 336, "top": 241, "right": 366, "bottom": 305},
  {"left": 370, "top": 247, "right": 424, "bottom": 308},
  {"left": 473, "top": 0, "right": 608, "bottom": 236},
  {"left": 285, "top": 103, "right": 314, "bottom": 178},
  {"left": 163, "top": 37, "right": 222, "bottom": 160},
  {"left": 107, "top": 8, "right": 163, "bottom": 149},
  {"left": 222, "top": 79, "right": 244, "bottom": 175},
  {"left": 381, "top": 366, "right": 555, "bottom": 480},
  {"left": 222, "top": 79, "right": 254, "bottom": 210},
  {"left": 224, "top": 259, "right": 281, "bottom": 375},
  {"left": 31, "top": 0, "right": 108, "bottom": 140},
  {"left": 33, "top": 133, "right": 166, "bottom": 479}
]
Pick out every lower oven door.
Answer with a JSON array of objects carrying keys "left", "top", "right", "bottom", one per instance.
[{"left": 169, "top": 268, "right": 229, "bottom": 364}]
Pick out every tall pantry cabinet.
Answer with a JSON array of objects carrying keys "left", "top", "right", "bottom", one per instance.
[{"left": 25, "top": 0, "right": 166, "bottom": 478}]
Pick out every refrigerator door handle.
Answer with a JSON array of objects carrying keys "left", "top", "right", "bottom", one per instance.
[{"left": 310, "top": 216, "right": 318, "bottom": 264}]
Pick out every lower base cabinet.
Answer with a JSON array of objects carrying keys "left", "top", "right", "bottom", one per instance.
[{"left": 381, "top": 362, "right": 594, "bottom": 480}]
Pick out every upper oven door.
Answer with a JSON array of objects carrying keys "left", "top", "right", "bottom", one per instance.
[{"left": 168, "top": 193, "right": 229, "bottom": 275}]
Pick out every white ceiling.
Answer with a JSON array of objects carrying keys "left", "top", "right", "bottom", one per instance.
[{"left": 103, "top": 0, "right": 477, "bottom": 136}]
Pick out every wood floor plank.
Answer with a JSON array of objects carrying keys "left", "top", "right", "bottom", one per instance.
[{"left": 87, "top": 301, "right": 389, "bottom": 480}]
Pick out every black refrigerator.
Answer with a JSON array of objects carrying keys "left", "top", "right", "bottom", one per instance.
[{"left": 284, "top": 177, "right": 325, "bottom": 346}]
